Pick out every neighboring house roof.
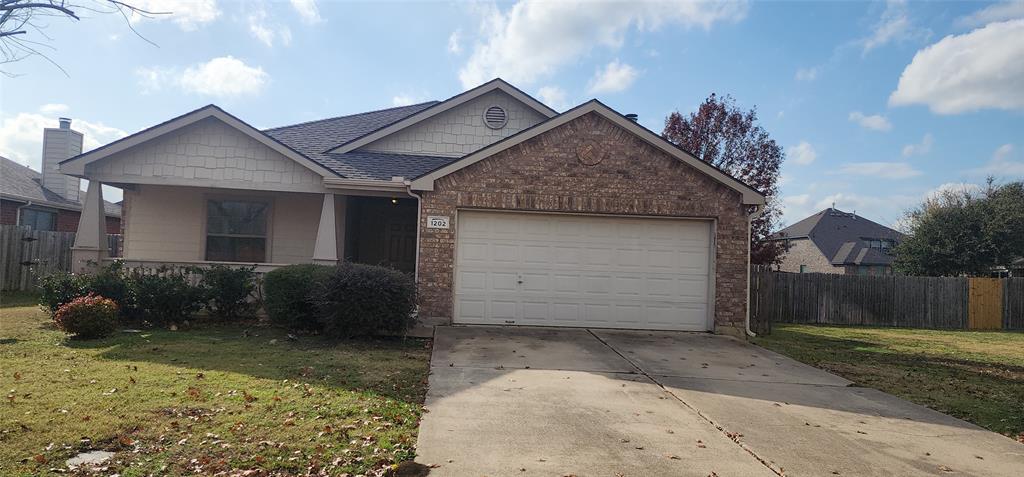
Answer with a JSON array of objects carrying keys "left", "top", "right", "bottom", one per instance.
[
  {"left": 409, "top": 100, "right": 767, "bottom": 205},
  {"left": 771, "top": 208, "right": 904, "bottom": 266},
  {"left": 1, "top": 156, "right": 121, "bottom": 217}
]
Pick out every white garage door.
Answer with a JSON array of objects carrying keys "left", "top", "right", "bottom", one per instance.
[{"left": 454, "top": 211, "right": 713, "bottom": 331}]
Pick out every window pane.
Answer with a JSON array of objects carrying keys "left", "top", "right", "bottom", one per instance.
[
  {"left": 206, "top": 236, "right": 266, "bottom": 262},
  {"left": 207, "top": 200, "right": 267, "bottom": 236},
  {"left": 21, "top": 209, "right": 56, "bottom": 231}
]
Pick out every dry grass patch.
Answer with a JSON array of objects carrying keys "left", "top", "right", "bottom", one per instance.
[
  {"left": 753, "top": 324, "right": 1024, "bottom": 440},
  {"left": 0, "top": 299, "right": 431, "bottom": 476}
]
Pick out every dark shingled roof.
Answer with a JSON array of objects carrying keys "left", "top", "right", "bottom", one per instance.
[
  {"left": 771, "top": 208, "right": 904, "bottom": 266},
  {"left": 262, "top": 102, "right": 459, "bottom": 180},
  {"left": 1, "top": 156, "right": 121, "bottom": 217}
]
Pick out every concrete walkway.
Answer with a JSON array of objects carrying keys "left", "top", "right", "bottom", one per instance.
[{"left": 416, "top": 326, "right": 1024, "bottom": 476}]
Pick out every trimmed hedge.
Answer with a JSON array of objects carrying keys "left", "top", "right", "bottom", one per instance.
[
  {"left": 313, "top": 263, "right": 417, "bottom": 338},
  {"left": 53, "top": 294, "right": 119, "bottom": 339},
  {"left": 201, "top": 265, "right": 257, "bottom": 321},
  {"left": 130, "top": 273, "right": 205, "bottom": 325},
  {"left": 263, "top": 264, "right": 334, "bottom": 330}
]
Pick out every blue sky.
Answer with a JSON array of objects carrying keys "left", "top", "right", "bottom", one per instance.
[{"left": 2, "top": 0, "right": 1022, "bottom": 228}]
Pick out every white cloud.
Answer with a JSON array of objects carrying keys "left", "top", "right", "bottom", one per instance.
[
  {"left": 290, "top": 0, "right": 323, "bottom": 24},
  {"left": 889, "top": 19, "right": 1024, "bottom": 114},
  {"left": 391, "top": 94, "right": 429, "bottom": 107},
  {"left": 861, "top": 0, "right": 929, "bottom": 55},
  {"left": 0, "top": 109, "right": 127, "bottom": 170},
  {"left": 39, "top": 104, "right": 69, "bottom": 115},
  {"left": 838, "top": 161, "right": 922, "bottom": 179},
  {"left": 448, "top": 30, "right": 462, "bottom": 54},
  {"left": 970, "top": 143, "right": 1024, "bottom": 176},
  {"left": 955, "top": 1, "right": 1024, "bottom": 29},
  {"left": 134, "top": 66, "right": 173, "bottom": 94},
  {"left": 457, "top": 0, "right": 747, "bottom": 89},
  {"left": 925, "top": 182, "right": 983, "bottom": 201},
  {"left": 179, "top": 57, "right": 269, "bottom": 97},
  {"left": 248, "top": 9, "right": 292, "bottom": 47},
  {"left": 794, "top": 66, "right": 818, "bottom": 81},
  {"left": 130, "top": 0, "right": 221, "bottom": 31},
  {"left": 537, "top": 85, "right": 568, "bottom": 111},
  {"left": 587, "top": 60, "right": 638, "bottom": 94},
  {"left": 787, "top": 141, "right": 817, "bottom": 165},
  {"left": 848, "top": 111, "right": 893, "bottom": 132},
  {"left": 901, "top": 133, "right": 933, "bottom": 157}
]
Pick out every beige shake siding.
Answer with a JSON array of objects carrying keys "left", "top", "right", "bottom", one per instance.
[
  {"left": 122, "top": 184, "right": 328, "bottom": 264},
  {"left": 361, "top": 90, "right": 548, "bottom": 157},
  {"left": 86, "top": 117, "right": 325, "bottom": 193}
]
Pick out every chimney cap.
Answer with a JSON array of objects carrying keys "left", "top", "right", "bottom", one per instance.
[
  {"left": 624, "top": 113, "right": 639, "bottom": 122},
  {"left": 58, "top": 117, "right": 72, "bottom": 129}
]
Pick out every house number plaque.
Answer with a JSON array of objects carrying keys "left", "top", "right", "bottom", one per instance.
[{"left": 427, "top": 216, "right": 450, "bottom": 229}]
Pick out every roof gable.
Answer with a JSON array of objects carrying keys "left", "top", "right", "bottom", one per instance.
[
  {"left": 409, "top": 100, "right": 766, "bottom": 205},
  {"left": 60, "top": 105, "right": 336, "bottom": 179},
  {"left": 359, "top": 89, "right": 549, "bottom": 158},
  {"left": 326, "top": 79, "right": 558, "bottom": 155}
]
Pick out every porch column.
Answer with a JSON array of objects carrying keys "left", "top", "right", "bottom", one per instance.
[
  {"left": 70, "top": 180, "right": 107, "bottom": 273},
  {"left": 312, "top": 193, "right": 338, "bottom": 265}
]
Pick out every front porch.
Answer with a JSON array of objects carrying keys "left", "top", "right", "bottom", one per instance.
[{"left": 71, "top": 181, "right": 418, "bottom": 276}]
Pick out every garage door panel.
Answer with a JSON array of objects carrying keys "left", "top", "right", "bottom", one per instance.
[{"left": 454, "top": 211, "right": 712, "bottom": 331}]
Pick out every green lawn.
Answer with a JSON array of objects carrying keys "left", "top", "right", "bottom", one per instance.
[
  {"left": 0, "top": 297, "right": 431, "bottom": 476},
  {"left": 752, "top": 324, "right": 1024, "bottom": 440}
]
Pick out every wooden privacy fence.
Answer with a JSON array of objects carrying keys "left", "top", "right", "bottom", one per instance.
[
  {"left": 750, "top": 271, "right": 1024, "bottom": 331},
  {"left": 0, "top": 225, "right": 122, "bottom": 291}
]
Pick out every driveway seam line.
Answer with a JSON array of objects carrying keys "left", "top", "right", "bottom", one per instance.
[{"left": 585, "top": 329, "right": 785, "bottom": 477}]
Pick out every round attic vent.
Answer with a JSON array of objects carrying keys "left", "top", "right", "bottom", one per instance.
[{"left": 483, "top": 105, "right": 508, "bottom": 129}]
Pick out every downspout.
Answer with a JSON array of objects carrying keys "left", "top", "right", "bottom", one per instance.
[
  {"left": 14, "top": 201, "right": 34, "bottom": 225},
  {"left": 404, "top": 183, "right": 422, "bottom": 284},
  {"left": 746, "top": 204, "right": 765, "bottom": 338}
]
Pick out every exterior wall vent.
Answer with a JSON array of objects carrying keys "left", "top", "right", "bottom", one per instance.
[{"left": 483, "top": 105, "right": 508, "bottom": 129}]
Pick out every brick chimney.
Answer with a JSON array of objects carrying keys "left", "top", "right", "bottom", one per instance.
[{"left": 41, "top": 117, "right": 83, "bottom": 202}]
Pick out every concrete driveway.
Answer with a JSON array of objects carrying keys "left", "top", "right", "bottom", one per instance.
[{"left": 416, "top": 326, "right": 1024, "bottom": 476}]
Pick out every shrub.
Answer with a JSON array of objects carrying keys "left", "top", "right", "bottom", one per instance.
[
  {"left": 264, "top": 264, "right": 334, "bottom": 330},
  {"left": 53, "top": 294, "right": 118, "bottom": 339},
  {"left": 38, "top": 272, "right": 91, "bottom": 314},
  {"left": 313, "top": 263, "right": 417, "bottom": 338},
  {"left": 130, "top": 272, "right": 204, "bottom": 324},
  {"left": 89, "top": 262, "right": 134, "bottom": 319},
  {"left": 201, "top": 265, "right": 258, "bottom": 320}
]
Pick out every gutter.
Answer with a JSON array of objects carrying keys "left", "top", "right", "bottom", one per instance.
[{"left": 745, "top": 204, "right": 765, "bottom": 338}]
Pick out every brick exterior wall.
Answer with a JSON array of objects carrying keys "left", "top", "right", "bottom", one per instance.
[
  {"left": 0, "top": 198, "right": 120, "bottom": 234},
  {"left": 776, "top": 238, "right": 841, "bottom": 274},
  {"left": 0, "top": 199, "right": 19, "bottom": 225},
  {"left": 416, "top": 112, "right": 751, "bottom": 334}
]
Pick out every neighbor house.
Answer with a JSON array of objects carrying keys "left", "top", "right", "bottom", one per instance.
[
  {"left": 1, "top": 119, "right": 121, "bottom": 233},
  {"left": 770, "top": 208, "right": 903, "bottom": 275},
  {"left": 58, "top": 79, "right": 765, "bottom": 335}
]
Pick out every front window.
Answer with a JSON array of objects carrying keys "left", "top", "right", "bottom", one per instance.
[
  {"left": 20, "top": 208, "right": 57, "bottom": 231},
  {"left": 205, "top": 199, "right": 268, "bottom": 262}
]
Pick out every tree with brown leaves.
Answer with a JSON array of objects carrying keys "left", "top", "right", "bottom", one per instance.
[{"left": 662, "top": 93, "right": 786, "bottom": 265}]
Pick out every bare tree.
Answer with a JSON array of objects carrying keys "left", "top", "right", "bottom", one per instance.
[{"left": 0, "top": 0, "right": 168, "bottom": 76}]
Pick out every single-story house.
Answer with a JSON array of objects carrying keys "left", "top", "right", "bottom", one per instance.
[
  {"left": 769, "top": 207, "right": 904, "bottom": 275},
  {"left": 1, "top": 120, "right": 121, "bottom": 233},
  {"left": 59, "top": 79, "right": 765, "bottom": 335}
]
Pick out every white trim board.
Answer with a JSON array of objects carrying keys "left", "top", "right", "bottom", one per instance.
[
  {"left": 410, "top": 100, "right": 765, "bottom": 205},
  {"left": 326, "top": 78, "right": 558, "bottom": 155},
  {"left": 59, "top": 105, "right": 337, "bottom": 179}
]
